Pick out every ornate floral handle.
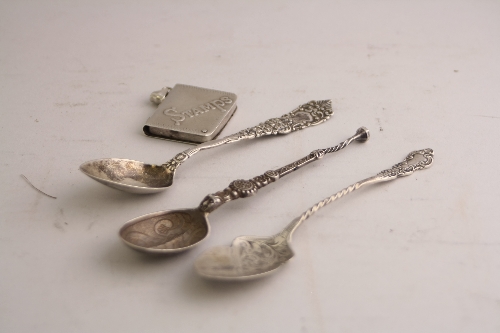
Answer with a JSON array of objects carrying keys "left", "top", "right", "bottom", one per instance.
[
  {"left": 375, "top": 148, "right": 434, "bottom": 180},
  {"left": 198, "top": 127, "right": 369, "bottom": 213},
  {"left": 162, "top": 100, "right": 334, "bottom": 172},
  {"left": 280, "top": 148, "right": 434, "bottom": 239}
]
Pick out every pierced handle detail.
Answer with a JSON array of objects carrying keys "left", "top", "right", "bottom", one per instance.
[
  {"left": 280, "top": 148, "right": 434, "bottom": 239},
  {"left": 198, "top": 127, "right": 369, "bottom": 213},
  {"left": 376, "top": 148, "right": 434, "bottom": 180},
  {"left": 161, "top": 100, "right": 334, "bottom": 173},
  {"left": 235, "top": 99, "right": 333, "bottom": 139}
]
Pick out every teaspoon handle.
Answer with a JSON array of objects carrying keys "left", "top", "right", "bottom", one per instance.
[
  {"left": 198, "top": 127, "right": 370, "bottom": 213},
  {"left": 161, "top": 100, "right": 334, "bottom": 173},
  {"left": 280, "top": 148, "right": 434, "bottom": 239}
]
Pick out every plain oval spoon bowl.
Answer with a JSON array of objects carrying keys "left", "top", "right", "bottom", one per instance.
[
  {"left": 80, "top": 100, "right": 333, "bottom": 194},
  {"left": 194, "top": 148, "right": 434, "bottom": 280},
  {"left": 119, "top": 127, "right": 370, "bottom": 253}
]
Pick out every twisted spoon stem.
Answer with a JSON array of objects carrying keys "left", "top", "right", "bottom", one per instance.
[{"left": 281, "top": 148, "right": 434, "bottom": 239}]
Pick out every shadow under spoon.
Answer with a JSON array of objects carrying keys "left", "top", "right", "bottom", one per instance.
[
  {"left": 80, "top": 100, "right": 334, "bottom": 194},
  {"left": 194, "top": 148, "right": 434, "bottom": 280},
  {"left": 119, "top": 127, "right": 370, "bottom": 254}
]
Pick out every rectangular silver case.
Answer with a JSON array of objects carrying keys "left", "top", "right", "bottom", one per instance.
[{"left": 144, "top": 84, "right": 237, "bottom": 143}]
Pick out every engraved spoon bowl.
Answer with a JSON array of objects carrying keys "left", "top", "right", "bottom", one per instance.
[
  {"left": 119, "top": 208, "right": 210, "bottom": 253},
  {"left": 80, "top": 158, "right": 174, "bottom": 194},
  {"left": 194, "top": 233, "right": 295, "bottom": 280},
  {"left": 118, "top": 128, "right": 369, "bottom": 253},
  {"left": 195, "top": 148, "right": 434, "bottom": 280},
  {"left": 80, "top": 100, "right": 334, "bottom": 194}
]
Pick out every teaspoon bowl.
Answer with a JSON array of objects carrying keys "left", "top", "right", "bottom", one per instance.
[
  {"left": 119, "top": 208, "right": 210, "bottom": 253},
  {"left": 195, "top": 234, "right": 294, "bottom": 280},
  {"left": 80, "top": 158, "right": 174, "bottom": 194}
]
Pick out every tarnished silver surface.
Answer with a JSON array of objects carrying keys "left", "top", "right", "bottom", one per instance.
[
  {"left": 79, "top": 158, "right": 173, "bottom": 194},
  {"left": 195, "top": 148, "right": 434, "bottom": 280},
  {"left": 144, "top": 84, "right": 238, "bottom": 143},
  {"left": 80, "top": 100, "right": 334, "bottom": 194},
  {"left": 120, "top": 209, "right": 210, "bottom": 252},
  {"left": 119, "top": 127, "right": 369, "bottom": 253}
]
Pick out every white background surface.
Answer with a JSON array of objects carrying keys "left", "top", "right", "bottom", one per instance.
[{"left": 1, "top": 0, "right": 499, "bottom": 332}]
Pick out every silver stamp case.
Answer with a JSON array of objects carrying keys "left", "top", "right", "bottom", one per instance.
[{"left": 144, "top": 84, "right": 237, "bottom": 144}]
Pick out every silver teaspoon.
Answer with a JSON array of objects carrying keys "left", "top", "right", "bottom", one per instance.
[
  {"left": 194, "top": 148, "right": 434, "bottom": 280},
  {"left": 80, "top": 100, "right": 333, "bottom": 194},
  {"left": 119, "top": 127, "right": 370, "bottom": 253}
]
